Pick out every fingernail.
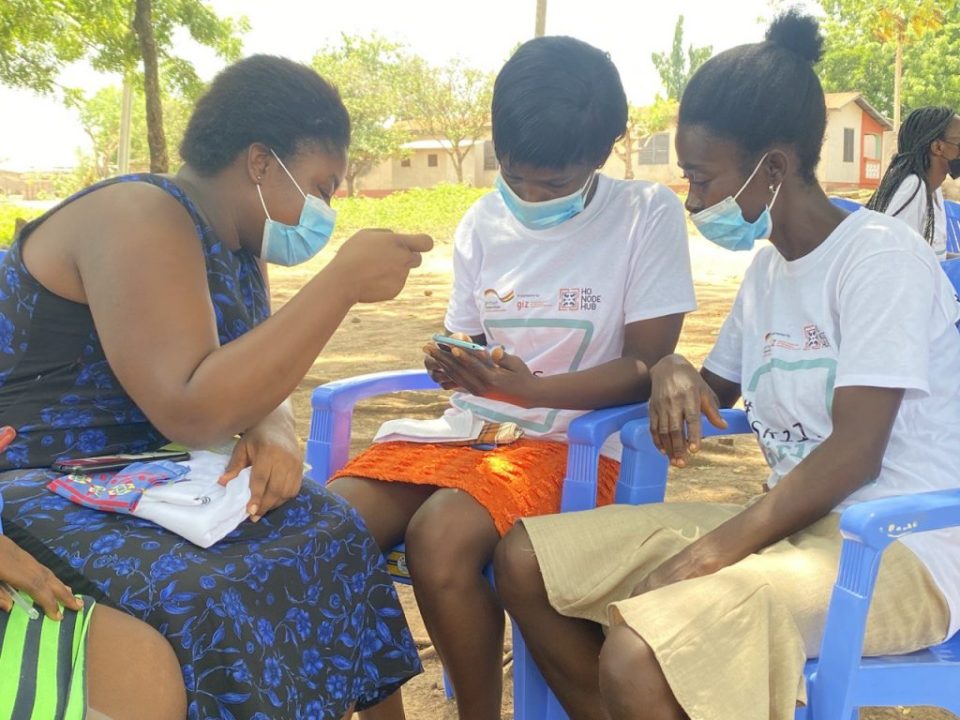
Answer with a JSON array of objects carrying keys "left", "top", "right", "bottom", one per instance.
[
  {"left": 252, "top": 515, "right": 261, "bottom": 523},
  {"left": 248, "top": 504, "right": 258, "bottom": 516}
]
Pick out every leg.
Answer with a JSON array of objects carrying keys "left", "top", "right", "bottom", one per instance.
[
  {"left": 355, "top": 690, "right": 404, "bottom": 720},
  {"left": 599, "top": 625, "right": 687, "bottom": 720},
  {"left": 86, "top": 604, "right": 186, "bottom": 720},
  {"left": 495, "top": 524, "right": 610, "bottom": 720},
  {"left": 327, "top": 476, "right": 436, "bottom": 551},
  {"left": 404, "top": 489, "right": 503, "bottom": 720}
]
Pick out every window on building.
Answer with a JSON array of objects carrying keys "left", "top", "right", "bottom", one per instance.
[
  {"left": 400, "top": 157, "right": 411, "bottom": 168},
  {"left": 428, "top": 153, "right": 439, "bottom": 168},
  {"left": 637, "top": 132, "right": 670, "bottom": 165},
  {"left": 863, "top": 133, "right": 880, "bottom": 160},
  {"left": 483, "top": 140, "right": 498, "bottom": 171},
  {"left": 843, "top": 128, "right": 855, "bottom": 163}
]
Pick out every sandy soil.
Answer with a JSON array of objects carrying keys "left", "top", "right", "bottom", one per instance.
[{"left": 269, "top": 233, "right": 955, "bottom": 720}]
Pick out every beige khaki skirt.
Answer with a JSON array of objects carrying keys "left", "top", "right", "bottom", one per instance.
[{"left": 521, "top": 502, "right": 950, "bottom": 720}]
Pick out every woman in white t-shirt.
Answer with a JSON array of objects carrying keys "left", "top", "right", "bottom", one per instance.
[
  {"left": 867, "top": 106, "right": 960, "bottom": 259},
  {"left": 495, "top": 12, "right": 960, "bottom": 720},
  {"left": 327, "top": 36, "right": 696, "bottom": 719}
]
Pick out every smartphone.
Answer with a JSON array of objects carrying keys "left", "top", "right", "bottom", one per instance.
[
  {"left": 431, "top": 333, "right": 487, "bottom": 353},
  {"left": 52, "top": 450, "right": 191, "bottom": 474}
]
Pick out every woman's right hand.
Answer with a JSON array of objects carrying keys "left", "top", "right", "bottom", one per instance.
[
  {"left": 648, "top": 354, "right": 726, "bottom": 467},
  {"left": 0, "top": 536, "right": 83, "bottom": 620},
  {"left": 331, "top": 229, "right": 434, "bottom": 303}
]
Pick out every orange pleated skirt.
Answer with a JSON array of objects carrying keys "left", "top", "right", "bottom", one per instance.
[{"left": 330, "top": 439, "right": 620, "bottom": 536}]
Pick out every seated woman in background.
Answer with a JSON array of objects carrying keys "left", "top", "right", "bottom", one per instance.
[
  {"left": 867, "top": 105, "right": 960, "bottom": 260},
  {"left": 496, "top": 12, "right": 960, "bottom": 720},
  {"left": 0, "top": 56, "right": 430, "bottom": 720}
]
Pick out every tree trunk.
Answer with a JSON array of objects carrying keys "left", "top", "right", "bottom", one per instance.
[
  {"left": 893, "top": 34, "right": 903, "bottom": 135},
  {"left": 346, "top": 174, "right": 356, "bottom": 197},
  {"left": 535, "top": 0, "right": 547, "bottom": 37},
  {"left": 622, "top": 134, "right": 635, "bottom": 180},
  {"left": 133, "top": 0, "right": 169, "bottom": 173}
]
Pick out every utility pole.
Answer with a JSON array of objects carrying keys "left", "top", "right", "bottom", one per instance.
[{"left": 535, "top": 0, "right": 547, "bottom": 37}]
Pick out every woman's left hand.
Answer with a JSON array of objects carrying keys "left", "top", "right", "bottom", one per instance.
[
  {"left": 423, "top": 342, "right": 538, "bottom": 406},
  {"left": 219, "top": 410, "right": 303, "bottom": 521}
]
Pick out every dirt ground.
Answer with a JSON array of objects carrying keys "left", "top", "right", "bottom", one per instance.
[{"left": 270, "top": 233, "right": 955, "bottom": 720}]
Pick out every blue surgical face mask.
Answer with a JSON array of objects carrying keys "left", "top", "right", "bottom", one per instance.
[
  {"left": 690, "top": 153, "right": 781, "bottom": 252},
  {"left": 495, "top": 171, "right": 595, "bottom": 231},
  {"left": 257, "top": 150, "right": 337, "bottom": 266}
]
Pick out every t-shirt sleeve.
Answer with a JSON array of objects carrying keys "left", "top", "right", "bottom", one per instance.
[
  {"left": 623, "top": 186, "right": 697, "bottom": 324},
  {"left": 834, "top": 247, "right": 936, "bottom": 394},
  {"left": 885, "top": 175, "right": 925, "bottom": 236},
  {"left": 702, "top": 284, "right": 745, "bottom": 384},
  {"left": 443, "top": 205, "right": 485, "bottom": 336}
]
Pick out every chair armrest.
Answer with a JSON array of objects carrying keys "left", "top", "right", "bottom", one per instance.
[
  {"left": 559, "top": 404, "right": 649, "bottom": 513},
  {"left": 838, "top": 488, "right": 960, "bottom": 552},
  {"left": 306, "top": 370, "right": 440, "bottom": 481}
]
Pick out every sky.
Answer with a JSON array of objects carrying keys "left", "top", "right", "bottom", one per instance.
[{"left": 0, "top": 0, "right": 818, "bottom": 170}]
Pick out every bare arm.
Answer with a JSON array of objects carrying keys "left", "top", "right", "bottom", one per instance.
[
  {"left": 635, "top": 385, "right": 904, "bottom": 594},
  {"left": 72, "top": 183, "right": 430, "bottom": 447}
]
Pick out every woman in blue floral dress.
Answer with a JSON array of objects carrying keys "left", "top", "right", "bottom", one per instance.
[{"left": 0, "top": 55, "right": 431, "bottom": 720}]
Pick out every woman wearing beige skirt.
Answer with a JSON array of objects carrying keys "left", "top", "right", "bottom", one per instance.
[{"left": 494, "top": 11, "right": 960, "bottom": 720}]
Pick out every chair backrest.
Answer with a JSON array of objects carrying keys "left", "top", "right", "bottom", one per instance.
[
  {"left": 829, "top": 196, "right": 862, "bottom": 213},
  {"left": 945, "top": 199, "right": 960, "bottom": 254}
]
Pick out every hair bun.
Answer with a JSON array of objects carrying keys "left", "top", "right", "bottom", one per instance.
[{"left": 765, "top": 9, "right": 824, "bottom": 65}]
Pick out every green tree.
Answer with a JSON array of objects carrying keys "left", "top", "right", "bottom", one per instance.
[
  {"left": 818, "top": 0, "right": 955, "bottom": 131},
  {"left": 613, "top": 98, "right": 678, "bottom": 180},
  {"left": 405, "top": 59, "right": 494, "bottom": 184},
  {"left": 651, "top": 15, "right": 712, "bottom": 101},
  {"left": 0, "top": 0, "right": 245, "bottom": 172},
  {"left": 69, "top": 83, "right": 193, "bottom": 180},
  {"left": 312, "top": 35, "right": 415, "bottom": 197}
]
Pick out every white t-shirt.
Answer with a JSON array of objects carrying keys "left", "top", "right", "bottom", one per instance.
[
  {"left": 704, "top": 209, "right": 960, "bottom": 637},
  {"left": 884, "top": 174, "right": 947, "bottom": 259},
  {"left": 442, "top": 175, "right": 697, "bottom": 459}
]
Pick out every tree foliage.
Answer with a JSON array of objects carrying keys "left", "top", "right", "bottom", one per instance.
[
  {"left": 404, "top": 58, "right": 494, "bottom": 184},
  {"left": 651, "top": 15, "right": 712, "bottom": 101},
  {"left": 0, "top": 0, "right": 246, "bottom": 170},
  {"left": 818, "top": 0, "right": 959, "bottom": 127},
  {"left": 613, "top": 98, "right": 678, "bottom": 180},
  {"left": 312, "top": 34, "right": 416, "bottom": 196}
]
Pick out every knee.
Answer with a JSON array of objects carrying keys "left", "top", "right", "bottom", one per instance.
[
  {"left": 140, "top": 626, "right": 187, "bottom": 717},
  {"left": 404, "top": 494, "right": 494, "bottom": 586},
  {"left": 599, "top": 625, "right": 659, "bottom": 709},
  {"left": 493, "top": 524, "right": 547, "bottom": 615}
]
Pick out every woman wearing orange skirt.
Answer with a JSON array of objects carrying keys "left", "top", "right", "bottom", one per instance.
[{"left": 328, "top": 36, "right": 696, "bottom": 720}]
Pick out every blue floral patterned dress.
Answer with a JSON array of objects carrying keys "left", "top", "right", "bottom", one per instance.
[{"left": 0, "top": 175, "right": 421, "bottom": 719}]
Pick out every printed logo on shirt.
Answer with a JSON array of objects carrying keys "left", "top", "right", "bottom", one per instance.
[
  {"left": 802, "top": 324, "right": 831, "bottom": 350},
  {"left": 484, "top": 288, "right": 515, "bottom": 312},
  {"left": 762, "top": 332, "right": 799, "bottom": 357},
  {"left": 558, "top": 287, "right": 602, "bottom": 312}
]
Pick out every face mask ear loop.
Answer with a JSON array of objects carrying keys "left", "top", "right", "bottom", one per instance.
[
  {"left": 270, "top": 148, "right": 308, "bottom": 200},
  {"left": 769, "top": 182, "right": 783, "bottom": 211},
  {"left": 256, "top": 182, "right": 271, "bottom": 220},
  {"left": 733, "top": 152, "right": 770, "bottom": 201}
]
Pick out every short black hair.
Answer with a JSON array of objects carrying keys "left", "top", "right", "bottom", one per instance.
[
  {"left": 492, "top": 36, "right": 627, "bottom": 169},
  {"left": 180, "top": 55, "right": 351, "bottom": 175},
  {"left": 679, "top": 10, "right": 826, "bottom": 183},
  {"left": 866, "top": 106, "right": 955, "bottom": 244}
]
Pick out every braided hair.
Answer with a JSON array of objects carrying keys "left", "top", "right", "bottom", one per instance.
[{"left": 866, "top": 107, "right": 954, "bottom": 244}]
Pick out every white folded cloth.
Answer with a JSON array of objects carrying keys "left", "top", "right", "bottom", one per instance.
[
  {"left": 373, "top": 408, "right": 484, "bottom": 444},
  {"left": 133, "top": 450, "right": 250, "bottom": 548}
]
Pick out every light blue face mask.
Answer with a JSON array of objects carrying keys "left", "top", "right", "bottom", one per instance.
[
  {"left": 495, "top": 172, "right": 595, "bottom": 231},
  {"left": 257, "top": 150, "right": 337, "bottom": 266},
  {"left": 690, "top": 153, "right": 781, "bottom": 252}
]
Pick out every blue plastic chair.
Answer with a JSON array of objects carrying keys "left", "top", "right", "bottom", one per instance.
[
  {"left": 306, "top": 371, "right": 649, "bottom": 709},
  {"left": 945, "top": 199, "right": 960, "bottom": 254},
  {"left": 829, "top": 196, "right": 862, "bottom": 213}
]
